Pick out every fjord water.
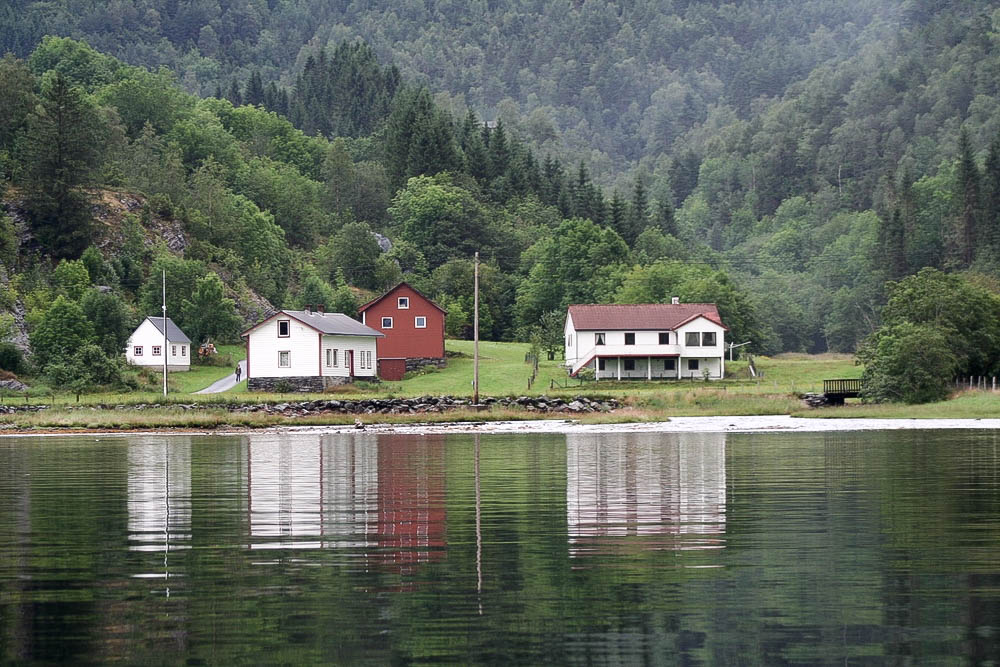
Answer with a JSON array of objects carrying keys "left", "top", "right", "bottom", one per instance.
[{"left": 1, "top": 430, "right": 998, "bottom": 664}]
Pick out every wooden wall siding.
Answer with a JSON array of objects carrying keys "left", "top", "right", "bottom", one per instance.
[
  {"left": 363, "top": 285, "right": 445, "bottom": 360},
  {"left": 246, "top": 318, "right": 378, "bottom": 379}
]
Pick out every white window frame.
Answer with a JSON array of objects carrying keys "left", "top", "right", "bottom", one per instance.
[
  {"left": 398, "top": 297, "right": 409, "bottom": 309},
  {"left": 134, "top": 346, "right": 143, "bottom": 356},
  {"left": 332, "top": 349, "right": 338, "bottom": 366},
  {"left": 277, "top": 319, "right": 290, "bottom": 337},
  {"left": 172, "top": 345, "right": 177, "bottom": 357},
  {"left": 325, "top": 348, "right": 332, "bottom": 367},
  {"left": 415, "top": 316, "right": 427, "bottom": 328},
  {"left": 181, "top": 346, "right": 186, "bottom": 357},
  {"left": 382, "top": 316, "right": 393, "bottom": 328},
  {"left": 279, "top": 351, "right": 291, "bottom": 368},
  {"left": 152, "top": 346, "right": 161, "bottom": 356}
]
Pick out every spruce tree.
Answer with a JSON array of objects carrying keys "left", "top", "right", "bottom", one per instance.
[
  {"left": 22, "top": 71, "right": 101, "bottom": 259},
  {"left": 956, "top": 127, "right": 981, "bottom": 267},
  {"left": 244, "top": 70, "right": 265, "bottom": 106}
]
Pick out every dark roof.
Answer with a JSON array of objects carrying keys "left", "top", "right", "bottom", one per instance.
[
  {"left": 242, "top": 310, "right": 384, "bottom": 338},
  {"left": 146, "top": 317, "right": 191, "bottom": 343},
  {"left": 567, "top": 304, "right": 728, "bottom": 331},
  {"left": 357, "top": 282, "right": 447, "bottom": 314}
]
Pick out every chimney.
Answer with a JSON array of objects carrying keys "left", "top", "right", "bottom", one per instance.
[
  {"left": 317, "top": 304, "right": 325, "bottom": 316},
  {"left": 305, "top": 304, "right": 312, "bottom": 314},
  {"left": 671, "top": 297, "right": 680, "bottom": 305}
]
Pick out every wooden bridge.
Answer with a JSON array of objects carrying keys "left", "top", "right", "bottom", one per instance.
[{"left": 823, "top": 379, "right": 862, "bottom": 405}]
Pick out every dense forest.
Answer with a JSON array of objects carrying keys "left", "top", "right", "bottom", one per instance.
[{"left": 2, "top": 0, "right": 1000, "bottom": 393}]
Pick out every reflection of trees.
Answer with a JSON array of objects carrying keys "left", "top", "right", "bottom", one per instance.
[{"left": 566, "top": 432, "right": 726, "bottom": 556}]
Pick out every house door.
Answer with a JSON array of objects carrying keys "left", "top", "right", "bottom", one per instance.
[{"left": 347, "top": 350, "right": 355, "bottom": 376}]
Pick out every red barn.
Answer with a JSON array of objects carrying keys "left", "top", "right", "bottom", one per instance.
[{"left": 358, "top": 282, "right": 446, "bottom": 380}]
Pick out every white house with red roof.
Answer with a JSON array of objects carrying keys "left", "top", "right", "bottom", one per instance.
[
  {"left": 565, "top": 301, "right": 728, "bottom": 380},
  {"left": 241, "top": 306, "right": 384, "bottom": 391}
]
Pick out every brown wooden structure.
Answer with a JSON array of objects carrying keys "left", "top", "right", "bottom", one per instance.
[{"left": 823, "top": 379, "right": 862, "bottom": 405}]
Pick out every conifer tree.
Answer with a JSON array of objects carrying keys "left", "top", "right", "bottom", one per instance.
[
  {"left": 244, "top": 70, "right": 265, "bottom": 106},
  {"left": 227, "top": 78, "right": 242, "bottom": 106},
  {"left": 956, "top": 127, "right": 981, "bottom": 267},
  {"left": 22, "top": 71, "right": 102, "bottom": 259}
]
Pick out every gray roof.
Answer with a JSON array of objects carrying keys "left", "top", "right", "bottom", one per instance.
[
  {"left": 284, "top": 310, "right": 384, "bottom": 337},
  {"left": 147, "top": 317, "right": 192, "bottom": 343}
]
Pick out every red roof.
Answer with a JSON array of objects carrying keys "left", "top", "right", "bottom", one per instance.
[
  {"left": 567, "top": 303, "right": 728, "bottom": 331},
  {"left": 357, "top": 282, "right": 447, "bottom": 314}
]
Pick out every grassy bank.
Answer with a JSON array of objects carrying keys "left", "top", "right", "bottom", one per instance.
[{"left": 5, "top": 340, "right": 994, "bottom": 427}]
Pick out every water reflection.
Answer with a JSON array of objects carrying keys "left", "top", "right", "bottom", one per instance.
[
  {"left": 127, "top": 436, "right": 192, "bottom": 554},
  {"left": 566, "top": 432, "right": 726, "bottom": 556},
  {"left": 239, "top": 434, "right": 446, "bottom": 570}
]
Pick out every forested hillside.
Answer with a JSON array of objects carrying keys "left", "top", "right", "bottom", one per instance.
[{"left": 2, "top": 0, "right": 1000, "bottom": 391}]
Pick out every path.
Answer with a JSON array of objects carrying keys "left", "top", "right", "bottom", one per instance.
[{"left": 195, "top": 360, "right": 246, "bottom": 394}]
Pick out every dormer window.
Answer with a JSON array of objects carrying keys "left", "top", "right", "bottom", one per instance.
[
  {"left": 277, "top": 320, "right": 290, "bottom": 337},
  {"left": 398, "top": 297, "right": 409, "bottom": 309}
]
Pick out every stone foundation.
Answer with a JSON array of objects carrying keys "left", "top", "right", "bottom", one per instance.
[
  {"left": 248, "top": 376, "right": 355, "bottom": 393},
  {"left": 406, "top": 357, "right": 447, "bottom": 373}
]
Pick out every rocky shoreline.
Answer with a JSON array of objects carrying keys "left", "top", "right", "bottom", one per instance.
[{"left": 0, "top": 395, "right": 621, "bottom": 416}]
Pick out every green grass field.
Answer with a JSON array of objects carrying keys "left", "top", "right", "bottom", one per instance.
[{"left": 4, "top": 340, "right": 996, "bottom": 422}]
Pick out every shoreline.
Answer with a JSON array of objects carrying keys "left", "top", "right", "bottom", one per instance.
[{"left": 5, "top": 414, "right": 1000, "bottom": 437}]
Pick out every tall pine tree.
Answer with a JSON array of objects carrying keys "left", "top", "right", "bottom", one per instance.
[{"left": 23, "top": 71, "right": 102, "bottom": 259}]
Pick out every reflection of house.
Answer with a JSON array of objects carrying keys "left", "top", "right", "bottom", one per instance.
[
  {"left": 125, "top": 317, "right": 192, "bottom": 371},
  {"left": 565, "top": 302, "right": 728, "bottom": 380},
  {"left": 127, "top": 437, "right": 192, "bottom": 553},
  {"left": 243, "top": 434, "right": 446, "bottom": 571},
  {"left": 566, "top": 432, "right": 726, "bottom": 556}
]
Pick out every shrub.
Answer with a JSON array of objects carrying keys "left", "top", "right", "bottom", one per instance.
[{"left": 0, "top": 343, "right": 25, "bottom": 374}]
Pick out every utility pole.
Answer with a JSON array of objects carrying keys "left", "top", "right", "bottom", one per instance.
[
  {"left": 473, "top": 251, "right": 480, "bottom": 405},
  {"left": 162, "top": 270, "right": 168, "bottom": 398},
  {"left": 728, "top": 340, "right": 751, "bottom": 361}
]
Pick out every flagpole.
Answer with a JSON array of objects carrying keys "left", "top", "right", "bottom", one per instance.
[
  {"left": 473, "top": 251, "right": 479, "bottom": 405},
  {"left": 162, "top": 270, "right": 167, "bottom": 398}
]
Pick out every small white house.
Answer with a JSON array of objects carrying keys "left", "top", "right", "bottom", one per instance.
[
  {"left": 242, "top": 306, "right": 384, "bottom": 392},
  {"left": 565, "top": 301, "right": 728, "bottom": 380},
  {"left": 126, "top": 317, "right": 192, "bottom": 372}
]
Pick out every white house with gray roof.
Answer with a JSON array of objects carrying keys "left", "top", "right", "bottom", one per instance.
[
  {"left": 126, "top": 317, "right": 192, "bottom": 372},
  {"left": 241, "top": 306, "right": 384, "bottom": 391}
]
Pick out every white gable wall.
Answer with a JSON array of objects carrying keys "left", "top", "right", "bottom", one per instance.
[
  {"left": 126, "top": 319, "right": 190, "bottom": 370},
  {"left": 247, "top": 315, "right": 379, "bottom": 379}
]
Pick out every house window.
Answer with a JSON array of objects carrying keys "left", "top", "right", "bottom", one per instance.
[
  {"left": 624, "top": 333, "right": 635, "bottom": 345},
  {"left": 415, "top": 316, "right": 427, "bottom": 328},
  {"left": 685, "top": 332, "right": 700, "bottom": 346},
  {"left": 702, "top": 331, "right": 717, "bottom": 346},
  {"left": 382, "top": 317, "right": 393, "bottom": 328},
  {"left": 567, "top": 334, "right": 573, "bottom": 347},
  {"left": 624, "top": 359, "right": 635, "bottom": 371},
  {"left": 326, "top": 349, "right": 332, "bottom": 367},
  {"left": 665, "top": 358, "right": 676, "bottom": 371},
  {"left": 659, "top": 332, "right": 670, "bottom": 345},
  {"left": 688, "top": 359, "right": 699, "bottom": 371},
  {"left": 152, "top": 346, "right": 161, "bottom": 356},
  {"left": 277, "top": 320, "right": 290, "bottom": 337},
  {"left": 134, "top": 346, "right": 143, "bottom": 356},
  {"left": 598, "top": 358, "right": 606, "bottom": 371},
  {"left": 398, "top": 297, "right": 409, "bottom": 309},
  {"left": 172, "top": 345, "right": 177, "bottom": 356},
  {"left": 367, "top": 351, "right": 372, "bottom": 368},
  {"left": 279, "top": 351, "right": 290, "bottom": 368},
  {"left": 181, "top": 346, "right": 186, "bottom": 357},
  {"left": 595, "top": 333, "right": 605, "bottom": 345}
]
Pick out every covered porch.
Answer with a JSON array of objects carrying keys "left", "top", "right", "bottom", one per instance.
[{"left": 590, "top": 354, "right": 680, "bottom": 381}]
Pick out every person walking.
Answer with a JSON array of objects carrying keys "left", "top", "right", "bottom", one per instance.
[{"left": 235, "top": 364, "right": 242, "bottom": 383}]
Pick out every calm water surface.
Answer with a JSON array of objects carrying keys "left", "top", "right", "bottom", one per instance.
[{"left": 1, "top": 429, "right": 999, "bottom": 664}]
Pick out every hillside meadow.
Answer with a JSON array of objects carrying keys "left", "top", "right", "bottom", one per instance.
[{"left": 13, "top": 340, "right": 1000, "bottom": 429}]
